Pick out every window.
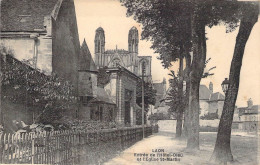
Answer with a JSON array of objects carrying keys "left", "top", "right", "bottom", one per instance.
[
  {"left": 112, "top": 58, "right": 120, "bottom": 67},
  {"left": 142, "top": 61, "right": 146, "bottom": 76},
  {"left": 99, "top": 106, "right": 103, "bottom": 121}
]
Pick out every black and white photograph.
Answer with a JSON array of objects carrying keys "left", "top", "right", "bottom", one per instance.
[{"left": 0, "top": 0, "right": 259, "bottom": 164}]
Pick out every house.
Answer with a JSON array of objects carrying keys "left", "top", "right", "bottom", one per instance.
[
  {"left": 0, "top": 0, "right": 80, "bottom": 88},
  {"left": 233, "top": 98, "right": 259, "bottom": 132},
  {"left": 199, "top": 82, "right": 225, "bottom": 118},
  {"left": 1, "top": 0, "right": 100, "bottom": 124},
  {"left": 150, "top": 81, "right": 225, "bottom": 119}
]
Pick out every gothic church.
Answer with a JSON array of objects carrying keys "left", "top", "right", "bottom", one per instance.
[{"left": 94, "top": 26, "right": 152, "bottom": 81}]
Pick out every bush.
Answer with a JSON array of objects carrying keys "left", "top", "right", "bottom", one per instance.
[{"left": 200, "top": 113, "right": 218, "bottom": 120}]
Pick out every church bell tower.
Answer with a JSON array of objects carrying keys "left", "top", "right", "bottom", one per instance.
[
  {"left": 95, "top": 27, "right": 105, "bottom": 68},
  {"left": 128, "top": 27, "right": 139, "bottom": 73}
]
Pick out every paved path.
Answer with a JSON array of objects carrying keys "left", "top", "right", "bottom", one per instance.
[{"left": 104, "top": 131, "right": 258, "bottom": 165}]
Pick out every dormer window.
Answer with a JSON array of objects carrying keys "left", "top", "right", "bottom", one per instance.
[{"left": 18, "top": 15, "right": 31, "bottom": 23}]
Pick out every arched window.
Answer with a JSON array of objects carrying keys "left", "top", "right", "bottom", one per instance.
[
  {"left": 97, "top": 42, "right": 100, "bottom": 53},
  {"left": 142, "top": 61, "right": 146, "bottom": 76},
  {"left": 112, "top": 58, "right": 120, "bottom": 67}
]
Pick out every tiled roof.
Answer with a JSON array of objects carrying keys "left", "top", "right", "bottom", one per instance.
[
  {"left": 209, "top": 92, "right": 225, "bottom": 101},
  {"left": 199, "top": 85, "right": 212, "bottom": 100},
  {"left": 1, "top": 0, "right": 59, "bottom": 32},
  {"left": 80, "top": 39, "right": 97, "bottom": 71}
]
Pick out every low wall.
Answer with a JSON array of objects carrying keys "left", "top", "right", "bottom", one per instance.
[{"left": 157, "top": 120, "right": 220, "bottom": 133}]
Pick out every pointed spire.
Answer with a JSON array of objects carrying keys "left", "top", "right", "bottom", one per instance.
[
  {"left": 116, "top": 45, "right": 118, "bottom": 50},
  {"left": 82, "top": 38, "right": 87, "bottom": 47}
]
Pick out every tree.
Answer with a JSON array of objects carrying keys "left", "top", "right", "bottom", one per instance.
[
  {"left": 211, "top": 3, "right": 259, "bottom": 163},
  {"left": 136, "top": 79, "right": 156, "bottom": 124},
  {"left": 166, "top": 70, "right": 185, "bottom": 138},
  {"left": 121, "top": 0, "right": 242, "bottom": 150}
]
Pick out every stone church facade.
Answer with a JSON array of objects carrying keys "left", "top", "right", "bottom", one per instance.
[
  {"left": 94, "top": 26, "right": 152, "bottom": 126},
  {"left": 94, "top": 27, "right": 152, "bottom": 82}
]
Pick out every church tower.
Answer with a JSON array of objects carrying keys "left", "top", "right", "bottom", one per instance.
[
  {"left": 128, "top": 27, "right": 139, "bottom": 72},
  {"left": 95, "top": 27, "right": 105, "bottom": 68}
]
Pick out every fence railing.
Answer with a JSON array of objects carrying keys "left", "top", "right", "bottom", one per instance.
[{"left": 0, "top": 125, "right": 158, "bottom": 164}]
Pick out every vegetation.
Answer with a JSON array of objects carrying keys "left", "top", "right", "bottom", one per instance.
[
  {"left": 0, "top": 47, "right": 77, "bottom": 127},
  {"left": 136, "top": 79, "right": 156, "bottom": 125},
  {"left": 211, "top": 3, "right": 259, "bottom": 163}
]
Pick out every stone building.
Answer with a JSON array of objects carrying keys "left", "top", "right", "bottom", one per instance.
[
  {"left": 78, "top": 40, "right": 117, "bottom": 122},
  {"left": 104, "top": 67, "right": 139, "bottom": 126},
  {"left": 0, "top": 0, "right": 80, "bottom": 88},
  {"left": 233, "top": 99, "right": 259, "bottom": 132},
  {"left": 92, "top": 27, "right": 151, "bottom": 126},
  {"left": 94, "top": 27, "right": 152, "bottom": 82},
  {"left": 151, "top": 81, "right": 225, "bottom": 119},
  {"left": 0, "top": 0, "right": 89, "bottom": 123},
  {"left": 199, "top": 82, "right": 225, "bottom": 118}
]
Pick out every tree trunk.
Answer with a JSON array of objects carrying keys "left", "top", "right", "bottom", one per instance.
[
  {"left": 176, "top": 56, "right": 184, "bottom": 138},
  {"left": 210, "top": 7, "right": 258, "bottom": 164},
  {"left": 183, "top": 54, "right": 191, "bottom": 138},
  {"left": 187, "top": 21, "right": 206, "bottom": 150},
  {"left": 176, "top": 112, "right": 183, "bottom": 138}
]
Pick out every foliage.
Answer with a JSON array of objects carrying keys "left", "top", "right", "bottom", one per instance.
[
  {"left": 120, "top": 0, "right": 241, "bottom": 69},
  {"left": 136, "top": 79, "right": 156, "bottom": 109},
  {"left": 1, "top": 50, "right": 77, "bottom": 124},
  {"left": 60, "top": 117, "right": 122, "bottom": 131},
  {"left": 148, "top": 113, "right": 169, "bottom": 121},
  {"left": 200, "top": 113, "right": 219, "bottom": 120},
  {"left": 166, "top": 71, "right": 186, "bottom": 115},
  {"left": 97, "top": 66, "right": 110, "bottom": 87}
]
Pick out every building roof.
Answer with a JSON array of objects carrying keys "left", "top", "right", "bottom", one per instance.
[
  {"left": 80, "top": 39, "right": 97, "bottom": 71},
  {"left": 90, "top": 87, "right": 115, "bottom": 105},
  {"left": 1, "top": 0, "right": 60, "bottom": 32},
  {"left": 199, "top": 85, "right": 212, "bottom": 100},
  {"left": 104, "top": 49, "right": 129, "bottom": 54},
  {"left": 208, "top": 92, "right": 225, "bottom": 102}
]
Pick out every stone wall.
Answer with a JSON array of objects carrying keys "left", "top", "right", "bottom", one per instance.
[
  {"left": 199, "top": 100, "right": 209, "bottom": 116},
  {"left": 117, "top": 72, "right": 137, "bottom": 126},
  {"left": 0, "top": 36, "right": 52, "bottom": 75}
]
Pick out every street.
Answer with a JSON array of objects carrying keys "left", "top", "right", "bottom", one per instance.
[{"left": 105, "top": 129, "right": 258, "bottom": 165}]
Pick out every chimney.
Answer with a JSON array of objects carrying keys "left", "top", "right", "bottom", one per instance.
[
  {"left": 247, "top": 98, "right": 253, "bottom": 108},
  {"left": 209, "top": 82, "right": 213, "bottom": 93},
  {"left": 162, "top": 78, "right": 166, "bottom": 95}
]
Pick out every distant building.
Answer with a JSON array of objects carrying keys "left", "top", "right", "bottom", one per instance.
[
  {"left": 151, "top": 81, "right": 225, "bottom": 119},
  {"left": 233, "top": 98, "right": 259, "bottom": 132},
  {"left": 153, "top": 78, "right": 167, "bottom": 110},
  {"left": 199, "top": 83, "right": 225, "bottom": 118},
  {"left": 94, "top": 27, "right": 152, "bottom": 82}
]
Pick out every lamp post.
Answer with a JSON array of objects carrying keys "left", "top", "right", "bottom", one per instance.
[
  {"left": 221, "top": 78, "right": 230, "bottom": 94},
  {"left": 142, "top": 61, "right": 146, "bottom": 139}
]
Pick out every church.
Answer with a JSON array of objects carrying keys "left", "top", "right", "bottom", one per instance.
[
  {"left": 92, "top": 26, "right": 152, "bottom": 125},
  {"left": 94, "top": 26, "right": 152, "bottom": 82}
]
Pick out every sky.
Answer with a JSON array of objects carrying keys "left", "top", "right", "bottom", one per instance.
[{"left": 74, "top": 0, "right": 260, "bottom": 107}]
